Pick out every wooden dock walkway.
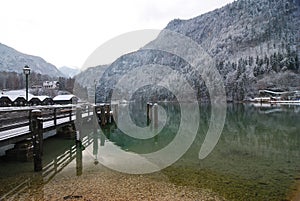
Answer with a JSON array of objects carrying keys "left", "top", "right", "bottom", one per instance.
[{"left": 0, "top": 104, "right": 113, "bottom": 147}]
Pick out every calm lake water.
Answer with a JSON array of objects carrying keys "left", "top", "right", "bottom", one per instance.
[{"left": 0, "top": 103, "right": 299, "bottom": 201}]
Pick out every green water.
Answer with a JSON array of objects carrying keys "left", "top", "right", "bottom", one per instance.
[
  {"left": 104, "top": 103, "right": 300, "bottom": 200},
  {"left": 0, "top": 103, "right": 299, "bottom": 200}
]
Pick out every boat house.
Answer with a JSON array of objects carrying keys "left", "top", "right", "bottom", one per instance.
[{"left": 53, "top": 94, "right": 78, "bottom": 105}]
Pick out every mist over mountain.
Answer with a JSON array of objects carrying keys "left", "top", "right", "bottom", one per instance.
[
  {"left": 77, "top": 0, "right": 300, "bottom": 102},
  {"left": 0, "top": 43, "right": 64, "bottom": 78},
  {"left": 59, "top": 66, "right": 81, "bottom": 78},
  {"left": 74, "top": 65, "right": 109, "bottom": 102}
]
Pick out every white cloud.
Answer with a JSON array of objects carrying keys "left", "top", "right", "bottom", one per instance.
[{"left": 0, "top": 0, "right": 234, "bottom": 68}]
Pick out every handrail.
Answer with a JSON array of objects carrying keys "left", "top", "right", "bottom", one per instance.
[{"left": 0, "top": 104, "right": 93, "bottom": 143}]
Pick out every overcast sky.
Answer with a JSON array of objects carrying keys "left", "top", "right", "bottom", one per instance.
[{"left": 0, "top": 0, "right": 234, "bottom": 69}]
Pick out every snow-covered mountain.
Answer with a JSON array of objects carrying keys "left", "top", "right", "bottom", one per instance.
[
  {"left": 92, "top": 0, "right": 299, "bottom": 102},
  {"left": 74, "top": 65, "right": 109, "bottom": 101},
  {"left": 59, "top": 66, "right": 81, "bottom": 78},
  {"left": 0, "top": 43, "right": 65, "bottom": 77}
]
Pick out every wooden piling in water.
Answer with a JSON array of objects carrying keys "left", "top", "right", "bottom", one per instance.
[
  {"left": 112, "top": 104, "right": 118, "bottom": 124},
  {"left": 153, "top": 103, "right": 158, "bottom": 130},
  {"left": 100, "top": 105, "right": 106, "bottom": 126},
  {"left": 76, "top": 140, "right": 83, "bottom": 176},
  {"left": 31, "top": 109, "right": 43, "bottom": 172},
  {"left": 93, "top": 105, "right": 98, "bottom": 135},
  {"left": 147, "top": 102, "right": 153, "bottom": 125},
  {"left": 105, "top": 104, "right": 111, "bottom": 124}
]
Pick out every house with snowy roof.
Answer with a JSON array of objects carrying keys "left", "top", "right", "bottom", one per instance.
[
  {"left": 0, "top": 90, "right": 56, "bottom": 106},
  {"left": 53, "top": 94, "right": 78, "bottom": 105},
  {"left": 0, "top": 90, "right": 34, "bottom": 107},
  {"left": 29, "top": 96, "right": 54, "bottom": 106}
]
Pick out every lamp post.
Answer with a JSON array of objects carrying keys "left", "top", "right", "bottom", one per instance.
[
  {"left": 94, "top": 79, "right": 97, "bottom": 104},
  {"left": 23, "top": 65, "right": 31, "bottom": 102}
]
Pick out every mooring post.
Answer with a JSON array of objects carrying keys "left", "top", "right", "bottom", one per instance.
[
  {"left": 76, "top": 140, "right": 83, "bottom": 176},
  {"left": 112, "top": 104, "right": 118, "bottom": 125},
  {"left": 100, "top": 105, "right": 106, "bottom": 127},
  {"left": 150, "top": 103, "right": 153, "bottom": 120},
  {"left": 153, "top": 103, "right": 158, "bottom": 130},
  {"left": 105, "top": 104, "right": 111, "bottom": 124},
  {"left": 146, "top": 102, "right": 151, "bottom": 125},
  {"left": 31, "top": 109, "right": 43, "bottom": 172}
]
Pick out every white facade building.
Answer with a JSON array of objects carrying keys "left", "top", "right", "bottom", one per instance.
[{"left": 43, "top": 81, "right": 59, "bottom": 89}]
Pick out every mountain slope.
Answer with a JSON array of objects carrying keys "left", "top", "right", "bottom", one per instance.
[
  {"left": 59, "top": 66, "right": 81, "bottom": 78},
  {"left": 74, "top": 65, "right": 109, "bottom": 102},
  {"left": 0, "top": 43, "right": 64, "bottom": 77},
  {"left": 93, "top": 0, "right": 300, "bottom": 102}
]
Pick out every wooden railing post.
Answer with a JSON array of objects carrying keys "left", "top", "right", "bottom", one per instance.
[
  {"left": 93, "top": 106, "right": 98, "bottom": 135},
  {"left": 69, "top": 107, "right": 72, "bottom": 121},
  {"left": 93, "top": 132, "right": 99, "bottom": 165},
  {"left": 75, "top": 106, "right": 83, "bottom": 141},
  {"left": 31, "top": 109, "right": 43, "bottom": 172},
  {"left": 53, "top": 108, "right": 57, "bottom": 126}
]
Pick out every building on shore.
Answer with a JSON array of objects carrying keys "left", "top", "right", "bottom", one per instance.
[
  {"left": 53, "top": 94, "right": 78, "bottom": 105},
  {"left": 253, "top": 90, "right": 300, "bottom": 103}
]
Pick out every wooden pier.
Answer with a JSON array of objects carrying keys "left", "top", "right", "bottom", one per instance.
[
  {"left": 0, "top": 104, "right": 114, "bottom": 146},
  {"left": 0, "top": 102, "right": 159, "bottom": 200},
  {"left": 0, "top": 103, "right": 115, "bottom": 170}
]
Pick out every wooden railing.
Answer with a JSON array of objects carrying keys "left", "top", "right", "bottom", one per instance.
[{"left": 0, "top": 104, "right": 94, "bottom": 146}]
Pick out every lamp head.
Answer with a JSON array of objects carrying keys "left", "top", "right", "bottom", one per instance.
[{"left": 23, "top": 65, "right": 31, "bottom": 75}]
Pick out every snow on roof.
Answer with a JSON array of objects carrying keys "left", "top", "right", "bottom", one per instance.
[
  {"left": 53, "top": 94, "right": 76, "bottom": 101},
  {"left": 0, "top": 90, "right": 34, "bottom": 101},
  {"left": 30, "top": 96, "right": 51, "bottom": 102}
]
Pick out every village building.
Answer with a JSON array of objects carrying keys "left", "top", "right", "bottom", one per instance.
[
  {"left": 53, "top": 94, "right": 78, "bottom": 105},
  {"left": 43, "top": 81, "right": 59, "bottom": 89}
]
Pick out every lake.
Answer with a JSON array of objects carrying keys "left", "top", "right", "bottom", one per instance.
[{"left": 0, "top": 103, "right": 299, "bottom": 200}]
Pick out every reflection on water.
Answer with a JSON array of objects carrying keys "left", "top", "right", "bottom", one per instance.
[
  {"left": 164, "top": 104, "right": 300, "bottom": 201},
  {"left": 0, "top": 103, "right": 299, "bottom": 200}
]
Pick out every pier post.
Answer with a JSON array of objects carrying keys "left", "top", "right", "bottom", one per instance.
[
  {"left": 146, "top": 103, "right": 151, "bottom": 125},
  {"left": 75, "top": 106, "right": 83, "bottom": 141},
  {"left": 53, "top": 108, "right": 57, "bottom": 126},
  {"left": 112, "top": 104, "right": 118, "bottom": 125},
  {"left": 87, "top": 105, "right": 90, "bottom": 117},
  {"left": 149, "top": 103, "right": 153, "bottom": 121},
  {"left": 100, "top": 105, "right": 106, "bottom": 127},
  {"left": 105, "top": 104, "right": 111, "bottom": 124},
  {"left": 75, "top": 106, "right": 83, "bottom": 175},
  {"left": 93, "top": 133, "right": 99, "bottom": 165},
  {"left": 93, "top": 105, "right": 98, "bottom": 135},
  {"left": 76, "top": 140, "right": 83, "bottom": 176},
  {"left": 31, "top": 109, "right": 43, "bottom": 172},
  {"left": 153, "top": 103, "right": 158, "bottom": 130}
]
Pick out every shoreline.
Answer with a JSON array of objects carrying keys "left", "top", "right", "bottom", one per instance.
[{"left": 11, "top": 167, "right": 227, "bottom": 201}]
